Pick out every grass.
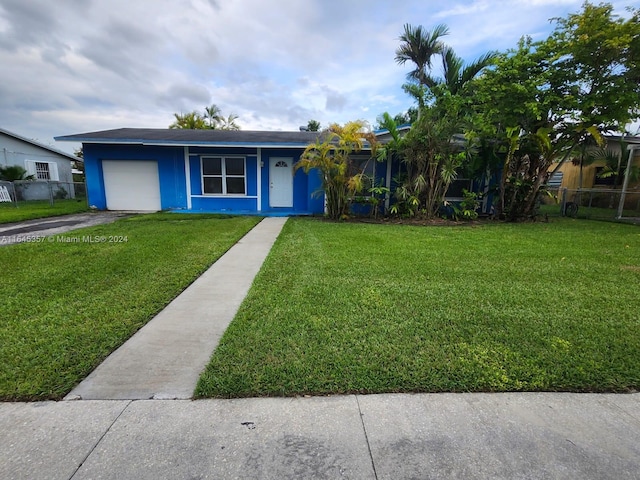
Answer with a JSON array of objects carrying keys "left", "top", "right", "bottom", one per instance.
[
  {"left": 0, "top": 199, "right": 89, "bottom": 224},
  {"left": 0, "top": 213, "right": 261, "bottom": 401},
  {"left": 196, "top": 217, "right": 640, "bottom": 398}
]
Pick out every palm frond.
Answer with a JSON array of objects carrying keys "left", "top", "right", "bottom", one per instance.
[{"left": 395, "top": 23, "right": 450, "bottom": 85}]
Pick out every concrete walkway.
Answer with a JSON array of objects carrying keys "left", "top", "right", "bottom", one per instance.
[
  {"left": 66, "top": 216, "right": 288, "bottom": 400},
  {"left": 1, "top": 393, "right": 638, "bottom": 479}
]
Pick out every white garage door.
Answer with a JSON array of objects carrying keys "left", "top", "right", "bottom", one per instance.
[{"left": 102, "top": 160, "right": 161, "bottom": 211}]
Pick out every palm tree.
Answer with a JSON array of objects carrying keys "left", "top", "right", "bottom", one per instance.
[
  {"left": 426, "top": 47, "right": 497, "bottom": 95},
  {"left": 295, "top": 121, "right": 369, "bottom": 220},
  {"left": 0, "top": 165, "right": 34, "bottom": 181},
  {"left": 218, "top": 114, "right": 240, "bottom": 131},
  {"left": 395, "top": 23, "right": 449, "bottom": 86},
  {"left": 169, "top": 111, "right": 207, "bottom": 129},
  {"left": 204, "top": 104, "right": 223, "bottom": 129}
]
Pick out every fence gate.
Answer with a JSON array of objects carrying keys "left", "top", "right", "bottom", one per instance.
[{"left": 0, "top": 185, "right": 12, "bottom": 202}]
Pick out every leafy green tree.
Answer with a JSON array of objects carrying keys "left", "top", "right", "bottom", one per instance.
[
  {"left": 545, "top": 2, "right": 640, "bottom": 135},
  {"left": 306, "top": 119, "right": 321, "bottom": 132},
  {"left": 469, "top": 2, "right": 640, "bottom": 220}
]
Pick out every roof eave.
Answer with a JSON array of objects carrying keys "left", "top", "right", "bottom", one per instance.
[
  {"left": 54, "top": 137, "right": 372, "bottom": 150},
  {"left": 2, "top": 128, "right": 78, "bottom": 161}
]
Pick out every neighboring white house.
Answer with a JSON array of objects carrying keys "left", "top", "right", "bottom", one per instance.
[{"left": 0, "top": 127, "right": 78, "bottom": 201}]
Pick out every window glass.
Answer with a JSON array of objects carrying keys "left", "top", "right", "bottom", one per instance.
[
  {"left": 203, "top": 177, "right": 223, "bottom": 194},
  {"left": 448, "top": 179, "right": 472, "bottom": 197},
  {"left": 226, "top": 177, "right": 245, "bottom": 194},
  {"left": 201, "top": 157, "right": 246, "bottom": 195},
  {"left": 202, "top": 157, "right": 222, "bottom": 175},
  {"left": 226, "top": 157, "right": 245, "bottom": 176},
  {"left": 35, "top": 162, "right": 50, "bottom": 180}
]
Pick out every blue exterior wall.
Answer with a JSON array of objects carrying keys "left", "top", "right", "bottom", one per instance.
[
  {"left": 188, "top": 147, "right": 259, "bottom": 213},
  {"left": 83, "top": 143, "right": 325, "bottom": 215},
  {"left": 349, "top": 156, "right": 393, "bottom": 216},
  {"left": 259, "top": 149, "right": 322, "bottom": 214},
  {"left": 83, "top": 143, "right": 187, "bottom": 210}
]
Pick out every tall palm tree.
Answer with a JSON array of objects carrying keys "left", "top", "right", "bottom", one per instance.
[
  {"left": 395, "top": 23, "right": 449, "bottom": 86},
  {"left": 218, "top": 114, "right": 240, "bottom": 131},
  {"left": 204, "top": 104, "right": 223, "bottom": 129},
  {"left": 426, "top": 46, "right": 497, "bottom": 95}
]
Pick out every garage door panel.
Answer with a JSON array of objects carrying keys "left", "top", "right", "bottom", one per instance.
[{"left": 102, "top": 160, "right": 161, "bottom": 211}]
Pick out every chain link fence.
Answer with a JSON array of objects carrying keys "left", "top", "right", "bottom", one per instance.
[
  {"left": 0, "top": 180, "right": 87, "bottom": 206},
  {"left": 541, "top": 187, "right": 640, "bottom": 223}
]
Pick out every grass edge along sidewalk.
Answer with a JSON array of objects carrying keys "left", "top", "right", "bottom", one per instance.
[
  {"left": 0, "top": 213, "right": 261, "bottom": 401},
  {"left": 196, "top": 217, "right": 640, "bottom": 398}
]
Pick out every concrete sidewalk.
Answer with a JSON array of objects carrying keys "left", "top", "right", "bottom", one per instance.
[
  {"left": 1, "top": 393, "right": 638, "bottom": 479},
  {"left": 65, "top": 216, "right": 288, "bottom": 400}
]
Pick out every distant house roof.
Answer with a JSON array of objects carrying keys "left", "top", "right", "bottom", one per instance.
[
  {"left": 605, "top": 134, "right": 640, "bottom": 145},
  {"left": 55, "top": 128, "right": 331, "bottom": 148},
  {"left": 1, "top": 127, "right": 78, "bottom": 161}
]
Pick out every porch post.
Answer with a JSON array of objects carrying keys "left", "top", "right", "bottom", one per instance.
[
  {"left": 257, "top": 148, "right": 262, "bottom": 212},
  {"left": 385, "top": 153, "right": 392, "bottom": 211},
  {"left": 184, "top": 146, "right": 192, "bottom": 210}
]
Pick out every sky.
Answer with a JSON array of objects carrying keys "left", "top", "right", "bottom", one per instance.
[{"left": 1, "top": 0, "right": 638, "bottom": 154}]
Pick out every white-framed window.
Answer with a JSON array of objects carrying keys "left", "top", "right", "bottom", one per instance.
[
  {"left": 201, "top": 156, "right": 246, "bottom": 195},
  {"left": 351, "top": 155, "right": 376, "bottom": 191},
  {"left": 24, "top": 160, "right": 59, "bottom": 181}
]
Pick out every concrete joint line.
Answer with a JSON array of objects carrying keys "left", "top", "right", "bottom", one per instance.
[
  {"left": 68, "top": 401, "right": 132, "bottom": 479},
  {"left": 355, "top": 394, "right": 379, "bottom": 480},
  {"left": 605, "top": 397, "right": 640, "bottom": 427}
]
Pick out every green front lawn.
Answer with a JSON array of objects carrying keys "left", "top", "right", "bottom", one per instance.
[
  {"left": 0, "top": 213, "right": 261, "bottom": 401},
  {"left": 0, "top": 199, "right": 89, "bottom": 224},
  {"left": 196, "top": 217, "right": 640, "bottom": 397}
]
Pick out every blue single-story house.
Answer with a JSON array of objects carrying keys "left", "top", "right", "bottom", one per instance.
[
  {"left": 55, "top": 127, "right": 491, "bottom": 216},
  {"left": 55, "top": 128, "right": 355, "bottom": 215}
]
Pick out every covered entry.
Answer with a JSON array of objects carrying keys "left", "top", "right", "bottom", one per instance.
[{"left": 269, "top": 157, "right": 293, "bottom": 208}]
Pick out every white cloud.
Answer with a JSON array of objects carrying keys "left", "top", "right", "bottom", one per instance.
[{"left": 0, "top": 0, "right": 637, "bottom": 152}]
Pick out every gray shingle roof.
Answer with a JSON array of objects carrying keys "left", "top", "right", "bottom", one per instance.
[{"left": 55, "top": 128, "right": 328, "bottom": 147}]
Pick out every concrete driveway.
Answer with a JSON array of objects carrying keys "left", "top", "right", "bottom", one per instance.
[{"left": 0, "top": 212, "right": 133, "bottom": 246}]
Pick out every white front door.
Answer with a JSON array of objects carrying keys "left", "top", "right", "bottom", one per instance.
[{"left": 269, "top": 157, "right": 293, "bottom": 208}]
